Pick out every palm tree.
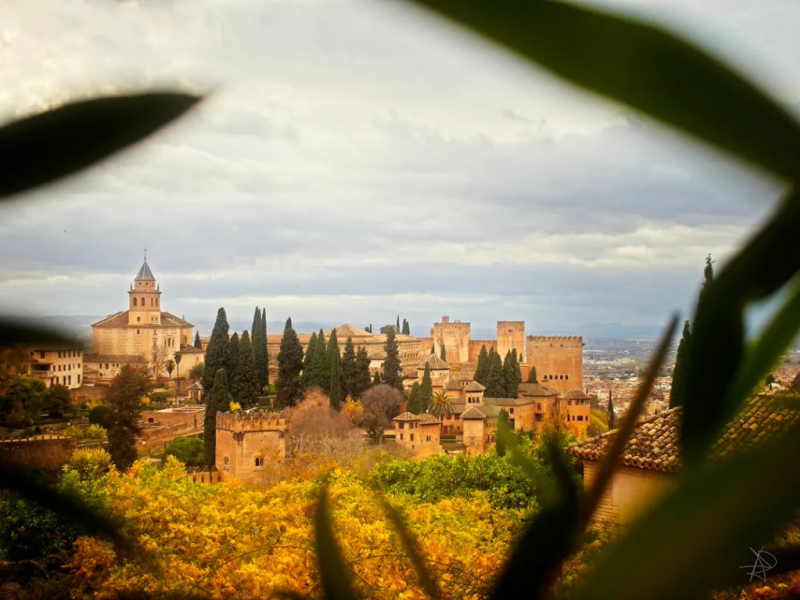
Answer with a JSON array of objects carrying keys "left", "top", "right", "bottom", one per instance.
[
  {"left": 430, "top": 389, "right": 453, "bottom": 420},
  {"left": 174, "top": 351, "right": 183, "bottom": 395},
  {"left": 165, "top": 359, "right": 175, "bottom": 380}
]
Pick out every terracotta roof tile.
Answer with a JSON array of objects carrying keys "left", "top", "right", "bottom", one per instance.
[
  {"left": 563, "top": 388, "right": 590, "bottom": 400},
  {"left": 518, "top": 383, "right": 559, "bottom": 397},
  {"left": 419, "top": 413, "right": 442, "bottom": 425},
  {"left": 464, "top": 381, "right": 486, "bottom": 392},
  {"left": 461, "top": 407, "right": 486, "bottom": 420},
  {"left": 393, "top": 412, "right": 422, "bottom": 422},
  {"left": 416, "top": 354, "right": 450, "bottom": 370}
]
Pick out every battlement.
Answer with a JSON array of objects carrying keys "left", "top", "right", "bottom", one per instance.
[
  {"left": 497, "top": 321, "right": 525, "bottom": 329},
  {"left": 527, "top": 336, "right": 583, "bottom": 341},
  {"left": 216, "top": 410, "right": 286, "bottom": 433}
]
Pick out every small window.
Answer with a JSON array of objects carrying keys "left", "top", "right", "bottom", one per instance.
[
  {"left": 40, "top": 352, "right": 45, "bottom": 359},
  {"left": 426, "top": 435, "right": 431, "bottom": 442},
  {"left": 148, "top": 417, "right": 154, "bottom": 423},
  {"left": 224, "top": 456, "right": 229, "bottom": 471},
  {"left": 470, "top": 438, "right": 475, "bottom": 446},
  {"left": 565, "top": 375, "right": 569, "bottom": 380},
  {"left": 255, "top": 457, "right": 262, "bottom": 468},
  {"left": 137, "top": 329, "right": 140, "bottom": 335},
  {"left": 137, "top": 316, "right": 141, "bottom": 322},
  {"left": 105, "top": 363, "right": 109, "bottom": 369},
  {"left": 78, "top": 375, "right": 81, "bottom": 384},
  {"left": 399, "top": 433, "right": 404, "bottom": 440},
  {"left": 133, "top": 297, "right": 137, "bottom": 307},
  {"left": 410, "top": 434, "right": 414, "bottom": 441},
  {"left": 509, "top": 408, "right": 514, "bottom": 415}
]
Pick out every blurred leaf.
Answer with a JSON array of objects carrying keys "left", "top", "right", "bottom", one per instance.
[
  {"left": 563, "top": 420, "right": 800, "bottom": 600},
  {"left": 404, "top": 0, "right": 800, "bottom": 182},
  {"left": 580, "top": 315, "right": 677, "bottom": 528},
  {"left": 492, "top": 440, "right": 579, "bottom": 600},
  {"left": 506, "top": 435, "right": 558, "bottom": 506},
  {"left": 683, "top": 191, "right": 800, "bottom": 465},
  {"left": 0, "top": 461, "right": 132, "bottom": 554},
  {"left": 381, "top": 499, "right": 441, "bottom": 600},
  {"left": 0, "top": 93, "right": 201, "bottom": 199},
  {"left": 0, "top": 318, "right": 77, "bottom": 347},
  {"left": 728, "top": 272, "right": 800, "bottom": 405},
  {"left": 314, "top": 485, "right": 359, "bottom": 600}
]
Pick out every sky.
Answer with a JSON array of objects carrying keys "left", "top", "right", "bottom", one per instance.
[{"left": 0, "top": 0, "right": 798, "bottom": 336}]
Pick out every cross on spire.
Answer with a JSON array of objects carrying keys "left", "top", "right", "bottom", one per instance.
[{"left": 143, "top": 246, "right": 147, "bottom": 262}]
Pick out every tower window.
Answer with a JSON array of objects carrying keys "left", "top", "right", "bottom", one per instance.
[
  {"left": 141, "top": 297, "right": 145, "bottom": 306},
  {"left": 133, "top": 297, "right": 137, "bottom": 307},
  {"left": 137, "top": 317, "right": 141, "bottom": 322}
]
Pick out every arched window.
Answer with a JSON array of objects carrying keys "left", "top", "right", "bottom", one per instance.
[
  {"left": 133, "top": 297, "right": 137, "bottom": 307},
  {"left": 141, "top": 297, "right": 145, "bottom": 306},
  {"left": 156, "top": 297, "right": 158, "bottom": 307},
  {"left": 565, "top": 375, "right": 569, "bottom": 380}
]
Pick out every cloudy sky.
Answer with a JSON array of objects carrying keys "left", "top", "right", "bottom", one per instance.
[{"left": 0, "top": 0, "right": 797, "bottom": 335}]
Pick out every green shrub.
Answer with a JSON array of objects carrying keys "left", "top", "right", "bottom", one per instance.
[
  {"left": 148, "top": 391, "right": 171, "bottom": 405},
  {"left": 88, "top": 404, "right": 114, "bottom": 429},
  {"left": 164, "top": 436, "right": 205, "bottom": 467},
  {"left": 0, "top": 496, "right": 86, "bottom": 563}
]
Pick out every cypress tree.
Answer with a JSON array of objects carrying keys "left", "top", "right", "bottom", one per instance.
[
  {"left": 503, "top": 351, "right": 520, "bottom": 399},
  {"left": 341, "top": 337, "right": 357, "bottom": 401},
  {"left": 496, "top": 409, "right": 513, "bottom": 457},
  {"left": 302, "top": 332, "right": 318, "bottom": 387},
  {"left": 262, "top": 308, "right": 269, "bottom": 386},
  {"left": 406, "top": 382, "right": 422, "bottom": 414},
  {"left": 204, "top": 368, "right": 232, "bottom": 468},
  {"left": 396, "top": 315, "right": 400, "bottom": 331},
  {"left": 372, "top": 371, "right": 381, "bottom": 386},
  {"left": 328, "top": 329, "right": 342, "bottom": 410},
  {"left": 527, "top": 366, "right": 538, "bottom": 383},
  {"left": 402, "top": 319, "right": 410, "bottom": 335},
  {"left": 440, "top": 342, "right": 447, "bottom": 362},
  {"left": 485, "top": 351, "right": 506, "bottom": 398},
  {"left": 474, "top": 345, "right": 489, "bottom": 385},
  {"left": 311, "top": 329, "right": 330, "bottom": 393},
  {"left": 229, "top": 332, "right": 240, "bottom": 366},
  {"left": 251, "top": 307, "right": 269, "bottom": 390},
  {"left": 512, "top": 349, "right": 522, "bottom": 384},
  {"left": 669, "top": 320, "right": 692, "bottom": 408},
  {"left": 107, "top": 365, "right": 149, "bottom": 471},
  {"left": 277, "top": 318, "right": 304, "bottom": 407},
  {"left": 232, "top": 331, "right": 259, "bottom": 408},
  {"left": 608, "top": 389, "right": 616, "bottom": 430},
  {"left": 382, "top": 329, "right": 403, "bottom": 390},
  {"left": 353, "top": 346, "right": 372, "bottom": 399},
  {"left": 202, "top": 308, "right": 231, "bottom": 395},
  {"left": 194, "top": 331, "right": 202, "bottom": 349},
  {"left": 419, "top": 364, "right": 433, "bottom": 413}
]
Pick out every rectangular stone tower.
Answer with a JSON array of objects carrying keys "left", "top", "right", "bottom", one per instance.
[
  {"left": 431, "top": 316, "right": 471, "bottom": 364},
  {"left": 496, "top": 321, "right": 525, "bottom": 361},
  {"left": 526, "top": 336, "right": 583, "bottom": 392}
]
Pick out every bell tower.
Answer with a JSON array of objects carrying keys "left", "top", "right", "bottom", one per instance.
[{"left": 128, "top": 251, "right": 162, "bottom": 326}]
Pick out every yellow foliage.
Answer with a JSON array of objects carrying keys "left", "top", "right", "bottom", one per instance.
[
  {"left": 85, "top": 398, "right": 105, "bottom": 411},
  {"left": 140, "top": 396, "right": 150, "bottom": 406},
  {"left": 69, "top": 462, "right": 522, "bottom": 599},
  {"left": 341, "top": 398, "right": 363, "bottom": 426},
  {"left": 229, "top": 401, "right": 242, "bottom": 412}
]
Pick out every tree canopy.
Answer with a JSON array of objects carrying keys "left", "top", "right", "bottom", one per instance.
[
  {"left": 108, "top": 365, "right": 150, "bottom": 471},
  {"left": 202, "top": 307, "right": 231, "bottom": 394},
  {"left": 276, "top": 318, "right": 304, "bottom": 408},
  {"left": 381, "top": 329, "right": 403, "bottom": 390}
]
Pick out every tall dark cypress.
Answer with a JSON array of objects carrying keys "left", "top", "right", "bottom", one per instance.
[
  {"left": 669, "top": 320, "right": 692, "bottom": 408},
  {"left": 302, "top": 332, "right": 318, "bottom": 387},
  {"left": 527, "top": 366, "right": 538, "bottom": 383},
  {"left": 440, "top": 342, "right": 447, "bottom": 362},
  {"left": 277, "top": 318, "right": 304, "bottom": 407},
  {"left": 382, "top": 329, "right": 403, "bottom": 390},
  {"left": 608, "top": 389, "right": 616, "bottom": 430},
  {"left": 402, "top": 319, "right": 410, "bottom": 336},
  {"left": 204, "top": 368, "right": 231, "bottom": 468},
  {"left": 474, "top": 346, "right": 489, "bottom": 385},
  {"left": 262, "top": 308, "right": 269, "bottom": 386},
  {"left": 419, "top": 364, "right": 433, "bottom": 413},
  {"left": 372, "top": 371, "right": 381, "bottom": 386},
  {"left": 229, "top": 332, "right": 240, "bottom": 367},
  {"left": 511, "top": 349, "right": 522, "bottom": 384},
  {"left": 503, "top": 351, "right": 520, "bottom": 399},
  {"left": 202, "top": 308, "right": 231, "bottom": 395},
  {"left": 194, "top": 331, "right": 202, "bottom": 349},
  {"left": 232, "top": 331, "right": 259, "bottom": 407},
  {"left": 353, "top": 346, "right": 372, "bottom": 399},
  {"left": 396, "top": 315, "right": 400, "bottom": 331},
  {"left": 251, "top": 307, "right": 269, "bottom": 391},
  {"left": 311, "top": 329, "right": 330, "bottom": 393},
  {"left": 341, "top": 337, "right": 357, "bottom": 401},
  {"left": 485, "top": 350, "right": 506, "bottom": 398},
  {"left": 328, "top": 329, "right": 342, "bottom": 410}
]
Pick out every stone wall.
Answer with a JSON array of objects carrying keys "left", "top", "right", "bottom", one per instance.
[
  {"left": 215, "top": 411, "right": 286, "bottom": 484},
  {"left": 526, "top": 336, "right": 583, "bottom": 392},
  {"left": 468, "top": 340, "right": 497, "bottom": 362},
  {"left": 0, "top": 436, "right": 76, "bottom": 471},
  {"left": 496, "top": 321, "right": 525, "bottom": 361},
  {"left": 432, "top": 317, "right": 471, "bottom": 364}
]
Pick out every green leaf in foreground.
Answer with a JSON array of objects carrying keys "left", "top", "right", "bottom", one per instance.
[
  {"left": 563, "top": 416, "right": 800, "bottom": 600},
  {"left": 404, "top": 0, "right": 800, "bottom": 182},
  {"left": 0, "top": 92, "right": 201, "bottom": 199},
  {"left": 314, "top": 485, "right": 359, "bottom": 600}
]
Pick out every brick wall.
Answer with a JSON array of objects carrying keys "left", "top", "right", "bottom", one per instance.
[{"left": 0, "top": 436, "right": 76, "bottom": 471}]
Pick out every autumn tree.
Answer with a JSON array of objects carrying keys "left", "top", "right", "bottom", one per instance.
[
  {"left": 107, "top": 365, "right": 150, "bottom": 471},
  {"left": 382, "top": 329, "right": 403, "bottom": 391},
  {"left": 302, "top": 331, "right": 317, "bottom": 387},
  {"left": 419, "top": 364, "right": 433, "bottom": 413},
  {"left": 485, "top": 350, "right": 507, "bottom": 398},
  {"left": 232, "top": 331, "right": 259, "bottom": 408},
  {"left": 203, "top": 308, "right": 231, "bottom": 395},
  {"left": 0, "top": 376, "right": 46, "bottom": 421},
  {"left": 341, "top": 337, "right": 357, "bottom": 401},
  {"left": 277, "top": 318, "right": 304, "bottom": 408},
  {"left": 328, "top": 329, "right": 343, "bottom": 410},
  {"left": 527, "top": 366, "right": 538, "bottom": 384},
  {"left": 352, "top": 346, "right": 372, "bottom": 399},
  {"left": 204, "top": 369, "right": 232, "bottom": 468},
  {"left": 474, "top": 346, "right": 489, "bottom": 385},
  {"left": 361, "top": 384, "right": 402, "bottom": 442}
]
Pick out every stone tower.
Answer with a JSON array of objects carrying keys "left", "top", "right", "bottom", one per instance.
[
  {"left": 526, "top": 336, "right": 583, "bottom": 392},
  {"left": 496, "top": 321, "right": 525, "bottom": 361},
  {"left": 127, "top": 258, "right": 162, "bottom": 326},
  {"left": 431, "top": 316, "right": 471, "bottom": 364}
]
